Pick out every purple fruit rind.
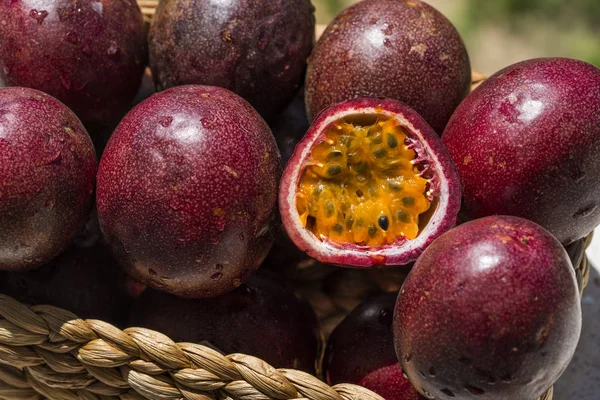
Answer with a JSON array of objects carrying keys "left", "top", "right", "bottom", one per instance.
[
  {"left": 0, "top": 87, "right": 97, "bottom": 270},
  {"left": 394, "top": 215, "right": 582, "bottom": 400},
  {"left": 305, "top": 0, "right": 471, "bottom": 134},
  {"left": 97, "top": 85, "right": 281, "bottom": 298},
  {"left": 443, "top": 57, "right": 600, "bottom": 245},
  {"left": 0, "top": 0, "right": 147, "bottom": 127},
  {"left": 149, "top": 0, "right": 315, "bottom": 121}
]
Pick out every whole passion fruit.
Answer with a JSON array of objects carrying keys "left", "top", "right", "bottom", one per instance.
[
  {"left": 305, "top": 0, "right": 471, "bottom": 134},
  {"left": 0, "top": 88, "right": 97, "bottom": 270},
  {"left": 0, "top": 0, "right": 147, "bottom": 128},
  {"left": 0, "top": 211, "right": 131, "bottom": 327},
  {"left": 149, "top": 0, "right": 315, "bottom": 121},
  {"left": 129, "top": 273, "right": 321, "bottom": 373},
  {"left": 97, "top": 85, "right": 281, "bottom": 298},
  {"left": 394, "top": 216, "right": 581, "bottom": 400},
  {"left": 325, "top": 292, "right": 423, "bottom": 400},
  {"left": 442, "top": 58, "right": 600, "bottom": 245},
  {"left": 279, "top": 98, "right": 460, "bottom": 267}
]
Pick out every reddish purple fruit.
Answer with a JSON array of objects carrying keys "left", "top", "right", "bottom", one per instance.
[
  {"left": 0, "top": 88, "right": 96, "bottom": 270},
  {"left": 97, "top": 85, "right": 281, "bottom": 298},
  {"left": 279, "top": 98, "right": 460, "bottom": 267},
  {"left": 394, "top": 216, "right": 581, "bottom": 400},
  {"left": 443, "top": 58, "right": 600, "bottom": 245},
  {"left": 305, "top": 0, "right": 471, "bottom": 134},
  {"left": 325, "top": 292, "right": 423, "bottom": 400},
  {"left": 149, "top": 0, "right": 315, "bottom": 122},
  {"left": 0, "top": 0, "right": 147, "bottom": 128},
  {"left": 0, "top": 211, "right": 131, "bottom": 327},
  {"left": 128, "top": 273, "right": 321, "bottom": 373}
]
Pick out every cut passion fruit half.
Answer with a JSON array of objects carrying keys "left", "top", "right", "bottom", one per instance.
[{"left": 280, "top": 98, "right": 461, "bottom": 267}]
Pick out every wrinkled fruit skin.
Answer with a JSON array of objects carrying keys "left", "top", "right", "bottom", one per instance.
[
  {"left": 0, "top": 0, "right": 147, "bottom": 128},
  {"left": 443, "top": 58, "right": 600, "bottom": 245},
  {"left": 149, "top": 0, "right": 315, "bottom": 122},
  {"left": 128, "top": 273, "right": 321, "bottom": 373},
  {"left": 0, "top": 88, "right": 97, "bottom": 270},
  {"left": 305, "top": 0, "right": 470, "bottom": 134},
  {"left": 0, "top": 211, "right": 131, "bottom": 327},
  {"left": 394, "top": 216, "right": 581, "bottom": 400},
  {"left": 97, "top": 85, "right": 281, "bottom": 298},
  {"left": 280, "top": 98, "right": 461, "bottom": 267},
  {"left": 325, "top": 292, "right": 423, "bottom": 400}
]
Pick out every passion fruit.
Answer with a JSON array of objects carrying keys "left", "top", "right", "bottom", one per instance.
[
  {"left": 442, "top": 58, "right": 600, "bottom": 245},
  {"left": 271, "top": 89, "right": 311, "bottom": 167},
  {"left": 305, "top": 0, "right": 471, "bottom": 134},
  {"left": 0, "top": 87, "right": 97, "bottom": 270},
  {"left": 279, "top": 98, "right": 460, "bottom": 267},
  {"left": 149, "top": 0, "right": 315, "bottom": 121},
  {"left": 394, "top": 215, "right": 582, "bottom": 400},
  {"left": 0, "top": 0, "right": 147, "bottom": 128},
  {"left": 97, "top": 85, "right": 281, "bottom": 298},
  {"left": 128, "top": 273, "right": 321, "bottom": 373},
  {"left": 325, "top": 292, "right": 423, "bottom": 400},
  {"left": 0, "top": 211, "right": 131, "bottom": 327}
]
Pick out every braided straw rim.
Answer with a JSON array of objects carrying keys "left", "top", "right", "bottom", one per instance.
[{"left": 0, "top": 295, "right": 385, "bottom": 400}]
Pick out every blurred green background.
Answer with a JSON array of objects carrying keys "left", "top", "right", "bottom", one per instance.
[{"left": 313, "top": 0, "right": 600, "bottom": 75}]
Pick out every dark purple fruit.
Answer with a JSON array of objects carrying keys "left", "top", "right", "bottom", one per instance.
[
  {"left": 0, "top": 87, "right": 97, "bottom": 270},
  {"left": 325, "top": 292, "right": 423, "bottom": 400},
  {"left": 97, "top": 85, "right": 281, "bottom": 298},
  {"left": 0, "top": 0, "right": 147, "bottom": 127},
  {"left": 270, "top": 89, "right": 310, "bottom": 167},
  {"left": 394, "top": 216, "right": 581, "bottom": 400},
  {"left": 128, "top": 274, "right": 321, "bottom": 373},
  {"left": 0, "top": 211, "right": 131, "bottom": 327},
  {"left": 443, "top": 58, "right": 600, "bottom": 245},
  {"left": 305, "top": 0, "right": 470, "bottom": 134},
  {"left": 149, "top": 0, "right": 315, "bottom": 122}
]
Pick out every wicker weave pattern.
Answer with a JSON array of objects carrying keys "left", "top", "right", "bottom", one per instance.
[{"left": 0, "top": 295, "right": 385, "bottom": 400}]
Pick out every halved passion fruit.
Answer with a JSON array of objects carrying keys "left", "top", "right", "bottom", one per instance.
[{"left": 280, "top": 98, "right": 460, "bottom": 267}]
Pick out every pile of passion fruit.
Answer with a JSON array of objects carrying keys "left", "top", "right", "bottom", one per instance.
[{"left": 0, "top": 0, "right": 598, "bottom": 399}]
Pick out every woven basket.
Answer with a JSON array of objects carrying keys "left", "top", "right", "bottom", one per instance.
[{"left": 0, "top": 2, "right": 591, "bottom": 400}]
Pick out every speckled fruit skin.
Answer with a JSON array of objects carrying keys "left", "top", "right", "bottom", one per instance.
[
  {"left": 442, "top": 58, "right": 600, "bottom": 245},
  {"left": 280, "top": 98, "right": 461, "bottom": 267},
  {"left": 394, "top": 216, "right": 582, "bottom": 400},
  {"left": 305, "top": 0, "right": 470, "bottom": 134},
  {"left": 128, "top": 274, "right": 321, "bottom": 373},
  {"left": 0, "top": 211, "right": 131, "bottom": 327},
  {"left": 0, "top": 87, "right": 97, "bottom": 270},
  {"left": 325, "top": 292, "right": 423, "bottom": 400},
  {"left": 0, "top": 0, "right": 147, "bottom": 128},
  {"left": 97, "top": 85, "right": 281, "bottom": 299},
  {"left": 149, "top": 0, "right": 315, "bottom": 122}
]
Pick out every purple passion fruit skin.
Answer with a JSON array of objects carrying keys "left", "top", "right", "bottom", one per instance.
[
  {"left": 270, "top": 89, "right": 311, "bottom": 167},
  {"left": 97, "top": 85, "right": 281, "bottom": 299},
  {"left": 0, "top": 87, "right": 97, "bottom": 271},
  {"left": 442, "top": 58, "right": 600, "bottom": 245},
  {"left": 325, "top": 292, "right": 424, "bottom": 400},
  {"left": 128, "top": 274, "right": 321, "bottom": 374},
  {"left": 0, "top": 0, "right": 147, "bottom": 128},
  {"left": 279, "top": 98, "right": 461, "bottom": 267},
  {"left": 149, "top": 0, "right": 315, "bottom": 122},
  {"left": 394, "top": 216, "right": 582, "bottom": 400},
  {"left": 0, "top": 211, "right": 131, "bottom": 327},
  {"left": 305, "top": 0, "right": 471, "bottom": 134}
]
